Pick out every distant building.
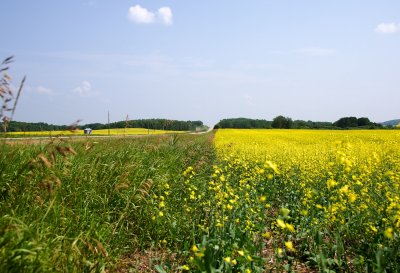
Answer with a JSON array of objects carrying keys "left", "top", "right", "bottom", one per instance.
[{"left": 84, "top": 128, "right": 92, "bottom": 135}]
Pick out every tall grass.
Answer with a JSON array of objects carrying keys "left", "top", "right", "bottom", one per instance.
[{"left": 0, "top": 133, "right": 215, "bottom": 272}]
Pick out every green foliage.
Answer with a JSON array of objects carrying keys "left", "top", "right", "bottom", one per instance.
[
  {"left": 6, "top": 121, "right": 68, "bottom": 132},
  {"left": 215, "top": 116, "right": 389, "bottom": 130},
  {"left": 214, "top": 118, "right": 272, "bottom": 129},
  {"left": 0, "top": 133, "right": 215, "bottom": 272},
  {"left": 7, "top": 119, "right": 204, "bottom": 132},
  {"left": 334, "top": 116, "right": 382, "bottom": 129},
  {"left": 87, "top": 119, "right": 203, "bottom": 131},
  {"left": 272, "top": 115, "right": 293, "bottom": 129}
]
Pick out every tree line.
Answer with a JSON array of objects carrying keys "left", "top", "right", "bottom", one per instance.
[
  {"left": 215, "top": 116, "right": 385, "bottom": 129},
  {"left": 6, "top": 119, "right": 204, "bottom": 132}
]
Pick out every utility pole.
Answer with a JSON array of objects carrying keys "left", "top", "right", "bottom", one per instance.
[{"left": 108, "top": 110, "right": 110, "bottom": 136}]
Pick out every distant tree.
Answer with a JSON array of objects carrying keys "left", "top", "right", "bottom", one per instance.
[
  {"left": 357, "top": 117, "right": 371, "bottom": 127},
  {"left": 272, "top": 116, "right": 293, "bottom": 129},
  {"left": 7, "top": 119, "right": 202, "bottom": 132},
  {"left": 334, "top": 117, "right": 358, "bottom": 128},
  {"left": 293, "top": 120, "right": 309, "bottom": 129},
  {"left": 215, "top": 118, "right": 271, "bottom": 129}
]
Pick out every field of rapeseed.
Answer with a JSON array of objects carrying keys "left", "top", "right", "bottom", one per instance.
[
  {"left": 1, "top": 129, "right": 399, "bottom": 272},
  {"left": 184, "top": 129, "right": 399, "bottom": 272}
]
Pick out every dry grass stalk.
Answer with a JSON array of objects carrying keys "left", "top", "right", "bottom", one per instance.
[
  {"left": 134, "top": 178, "right": 153, "bottom": 202},
  {"left": 0, "top": 56, "right": 26, "bottom": 134}
]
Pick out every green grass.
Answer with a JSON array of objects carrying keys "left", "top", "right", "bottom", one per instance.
[
  {"left": 0, "top": 133, "right": 215, "bottom": 272},
  {"left": 2, "top": 130, "right": 399, "bottom": 273}
]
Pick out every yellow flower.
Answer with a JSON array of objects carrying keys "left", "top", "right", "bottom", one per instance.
[
  {"left": 237, "top": 250, "right": 245, "bottom": 256},
  {"left": 340, "top": 185, "right": 349, "bottom": 194},
  {"left": 327, "top": 179, "right": 337, "bottom": 189},
  {"left": 191, "top": 245, "right": 198, "bottom": 252},
  {"left": 224, "top": 257, "right": 231, "bottom": 263},
  {"left": 277, "top": 219, "right": 286, "bottom": 229},
  {"left": 158, "top": 211, "right": 164, "bottom": 217},
  {"left": 276, "top": 248, "right": 284, "bottom": 256},
  {"left": 181, "top": 265, "right": 190, "bottom": 271},
  {"left": 262, "top": 231, "right": 271, "bottom": 239},
  {"left": 195, "top": 252, "right": 204, "bottom": 258},
  {"left": 348, "top": 192, "right": 357, "bottom": 203},
  {"left": 285, "top": 223, "right": 295, "bottom": 233},
  {"left": 259, "top": 196, "right": 266, "bottom": 202},
  {"left": 384, "top": 227, "right": 393, "bottom": 239},
  {"left": 285, "top": 241, "right": 295, "bottom": 251}
]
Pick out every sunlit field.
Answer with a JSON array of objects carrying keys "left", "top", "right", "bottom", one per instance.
[
  {"left": 6, "top": 128, "right": 185, "bottom": 137},
  {"left": 1, "top": 130, "right": 399, "bottom": 272},
  {"left": 196, "top": 129, "right": 400, "bottom": 272},
  {"left": 0, "top": 133, "right": 215, "bottom": 272}
]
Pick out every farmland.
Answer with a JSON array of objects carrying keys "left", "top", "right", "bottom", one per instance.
[
  {"left": 0, "top": 129, "right": 399, "bottom": 272},
  {"left": 5, "top": 128, "right": 186, "bottom": 138}
]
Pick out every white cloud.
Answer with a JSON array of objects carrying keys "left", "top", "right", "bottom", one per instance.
[
  {"left": 73, "top": 81, "right": 92, "bottom": 96},
  {"left": 375, "top": 22, "right": 400, "bottom": 34},
  {"left": 158, "top": 7, "right": 173, "bottom": 25},
  {"left": 36, "top": 86, "right": 53, "bottom": 95},
  {"left": 127, "top": 5, "right": 173, "bottom": 25},
  {"left": 128, "top": 5, "right": 155, "bottom": 24},
  {"left": 297, "top": 47, "right": 336, "bottom": 56}
]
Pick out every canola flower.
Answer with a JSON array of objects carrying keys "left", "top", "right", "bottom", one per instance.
[{"left": 183, "top": 129, "right": 400, "bottom": 272}]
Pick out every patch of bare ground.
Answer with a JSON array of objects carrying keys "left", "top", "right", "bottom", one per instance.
[
  {"left": 110, "top": 249, "right": 184, "bottom": 273},
  {"left": 261, "top": 238, "right": 317, "bottom": 273}
]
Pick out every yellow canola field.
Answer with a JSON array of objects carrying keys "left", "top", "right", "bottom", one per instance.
[
  {"left": 8, "top": 128, "right": 185, "bottom": 136},
  {"left": 198, "top": 129, "right": 400, "bottom": 270},
  {"left": 214, "top": 129, "right": 400, "bottom": 229}
]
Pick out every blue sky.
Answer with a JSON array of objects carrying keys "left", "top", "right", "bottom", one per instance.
[{"left": 1, "top": 0, "right": 399, "bottom": 126}]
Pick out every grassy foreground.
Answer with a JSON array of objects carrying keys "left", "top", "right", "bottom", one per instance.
[{"left": 0, "top": 133, "right": 215, "bottom": 272}]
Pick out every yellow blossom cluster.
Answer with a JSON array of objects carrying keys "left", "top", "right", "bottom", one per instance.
[{"left": 204, "top": 129, "right": 400, "bottom": 271}]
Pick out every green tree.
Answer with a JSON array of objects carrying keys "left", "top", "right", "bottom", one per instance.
[{"left": 272, "top": 116, "right": 293, "bottom": 129}]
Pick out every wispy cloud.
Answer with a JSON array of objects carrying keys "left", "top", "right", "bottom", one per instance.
[
  {"left": 127, "top": 5, "right": 173, "bottom": 26},
  {"left": 297, "top": 47, "right": 336, "bottom": 56},
  {"left": 72, "top": 81, "right": 92, "bottom": 97},
  {"left": 36, "top": 86, "right": 53, "bottom": 95},
  {"left": 40, "top": 51, "right": 215, "bottom": 77},
  {"left": 157, "top": 7, "right": 173, "bottom": 25},
  {"left": 375, "top": 22, "right": 400, "bottom": 34},
  {"left": 82, "top": 1, "right": 95, "bottom": 6}
]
